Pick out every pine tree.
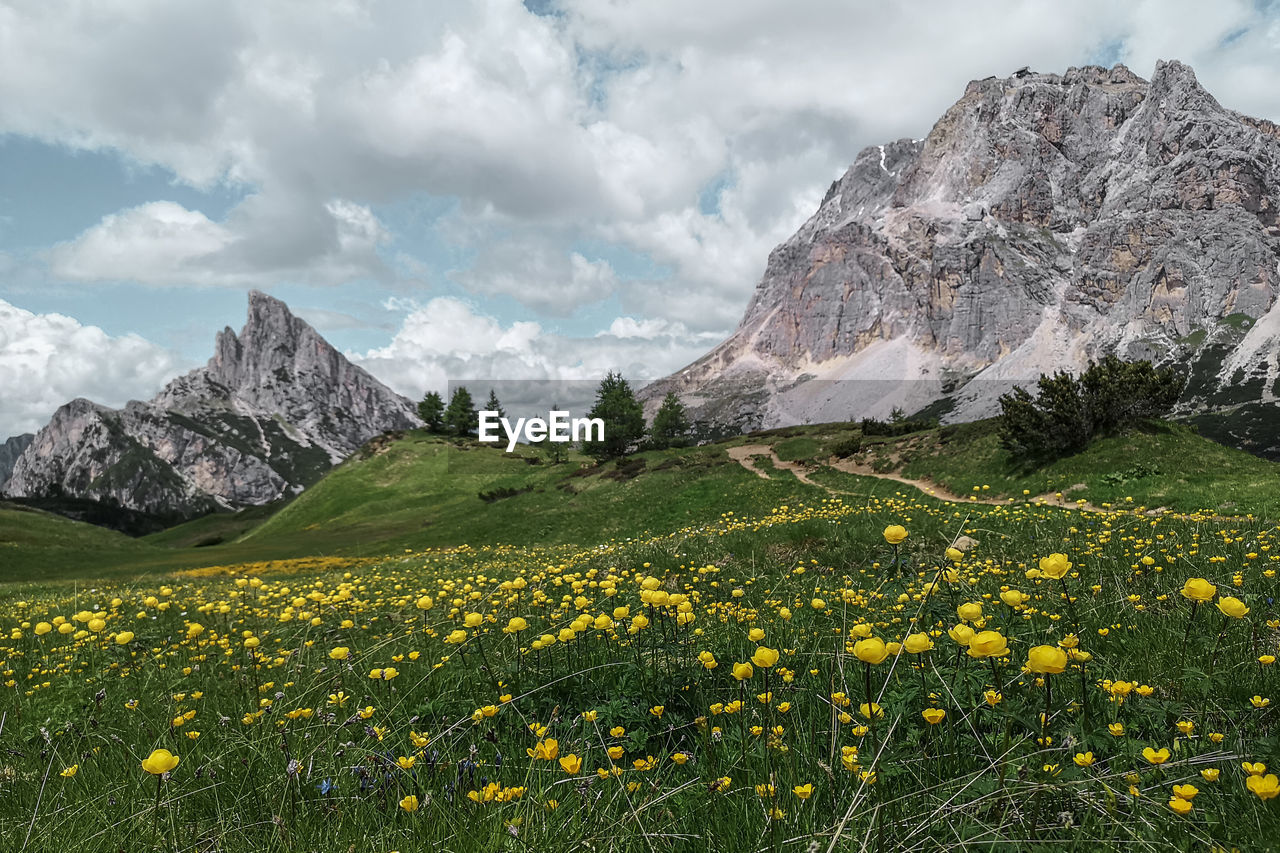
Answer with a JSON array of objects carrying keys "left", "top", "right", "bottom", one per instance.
[
  {"left": 581, "top": 371, "right": 645, "bottom": 461},
  {"left": 484, "top": 389, "right": 506, "bottom": 421},
  {"left": 443, "top": 386, "right": 479, "bottom": 437},
  {"left": 649, "top": 392, "right": 690, "bottom": 450},
  {"left": 417, "top": 391, "right": 444, "bottom": 433}
]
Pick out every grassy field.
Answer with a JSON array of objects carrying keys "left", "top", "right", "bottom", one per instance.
[
  {"left": 4, "top": 423, "right": 1280, "bottom": 850},
  {"left": 0, "top": 433, "right": 811, "bottom": 583},
  {"left": 4, "top": 484, "right": 1280, "bottom": 850},
  {"left": 840, "top": 418, "right": 1280, "bottom": 516}
]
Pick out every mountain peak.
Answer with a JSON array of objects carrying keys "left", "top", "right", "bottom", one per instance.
[
  {"left": 650, "top": 60, "right": 1280, "bottom": 446},
  {"left": 8, "top": 291, "right": 420, "bottom": 517}
]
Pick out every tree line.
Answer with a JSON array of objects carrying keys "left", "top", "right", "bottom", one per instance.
[{"left": 416, "top": 373, "right": 690, "bottom": 462}]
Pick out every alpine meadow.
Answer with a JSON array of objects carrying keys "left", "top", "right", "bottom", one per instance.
[{"left": 7, "top": 4, "right": 1280, "bottom": 853}]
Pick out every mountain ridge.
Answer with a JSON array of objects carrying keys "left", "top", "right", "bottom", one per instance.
[
  {"left": 3, "top": 291, "right": 420, "bottom": 517},
  {"left": 646, "top": 61, "right": 1280, "bottom": 453}
]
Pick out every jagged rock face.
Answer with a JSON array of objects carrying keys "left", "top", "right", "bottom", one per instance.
[
  {"left": 0, "top": 433, "right": 34, "bottom": 488},
  {"left": 5, "top": 292, "right": 420, "bottom": 516},
  {"left": 649, "top": 61, "right": 1280, "bottom": 439}
]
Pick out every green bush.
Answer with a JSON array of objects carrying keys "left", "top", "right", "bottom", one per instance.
[{"left": 998, "top": 356, "right": 1182, "bottom": 461}]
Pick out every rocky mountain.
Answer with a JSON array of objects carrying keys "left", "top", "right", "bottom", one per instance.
[
  {"left": 0, "top": 433, "right": 33, "bottom": 485},
  {"left": 3, "top": 291, "right": 420, "bottom": 517},
  {"left": 648, "top": 61, "right": 1280, "bottom": 456}
]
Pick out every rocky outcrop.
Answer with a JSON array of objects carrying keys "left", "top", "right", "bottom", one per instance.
[
  {"left": 648, "top": 61, "right": 1280, "bottom": 440},
  {"left": 0, "top": 433, "right": 33, "bottom": 488},
  {"left": 4, "top": 292, "right": 420, "bottom": 516}
]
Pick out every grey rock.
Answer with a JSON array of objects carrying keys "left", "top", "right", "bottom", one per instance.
[
  {"left": 0, "top": 433, "right": 34, "bottom": 489},
  {"left": 6, "top": 291, "right": 420, "bottom": 516},
  {"left": 647, "top": 61, "right": 1280, "bottom": 432}
]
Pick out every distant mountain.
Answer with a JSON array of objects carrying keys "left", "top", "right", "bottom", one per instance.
[
  {"left": 4, "top": 291, "right": 420, "bottom": 518},
  {"left": 0, "top": 433, "right": 33, "bottom": 486},
  {"left": 647, "top": 61, "right": 1280, "bottom": 457}
]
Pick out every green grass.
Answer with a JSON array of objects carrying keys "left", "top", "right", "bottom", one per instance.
[
  {"left": 4, "top": 475, "right": 1280, "bottom": 850},
  {"left": 859, "top": 419, "right": 1280, "bottom": 516},
  {"left": 7, "top": 417, "right": 1280, "bottom": 587},
  {"left": 773, "top": 436, "right": 823, "bottom": 462},
  {"left": 0, "top": 433, "right": 817, "bottom": 583}
]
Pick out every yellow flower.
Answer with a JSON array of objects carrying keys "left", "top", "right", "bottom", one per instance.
[
  {"left": 732, "top": 662, "right": 754, "bottom": 681},
  {"left": 1038, "top": 554, "right": 1072, "bottom": 579},
  {"left": 1216, "top": 596, "right": 1249, "bottom": 618},
  {"left": 956, "top": 602, "right": 983, "bottom": 622},
  {"left": 558, "top": 754, "right": 583, "bottom": 774},
  {"left": 810, "top": 598, "right": 826, "bottom": 611},
  {"left": 966, "top": 631, "right": 1008, "bottom": 659},
  {"left": 527, "top": 739, "right": 559, "bottom": 761},
  {"left": 883, "top": 525, "right": 907, "bottom": 545},
  {"left": 1026, "top": 645, "right": 1067, "bottom": 675},
  {"left": 445, "top": 629, "right": 467, "bottom": 645},
  {"left": 141, "top": 748, "right": 180, "bottom": 775},
  {"left": 1242, "top": 761, "right": 1267, "bottom": 776},
  {"left": 504, "top": 616, "right": 528, "bottom": 633},
  {"left": 793, "top": 782, "right": 814, "bottom": 799},
  {"left": 853, "top": 637, "right": 889, "bottom": 665},
  {"left": 60, "top": 765, "right": 78, "bottom": 778},
  {"left": 748, "top": 628, "right": 765, "bottom": 642},
  {"left": 329, "top": 647, "right": 350, "bottom": 660},
  {"left": 1168, "top": 796, "right": 1192, "bottom": 815},
  {"left": 464, "top": 612, "right": 484, "bottom": 628},
  {"left": 1172, "top": 784, "right": 1199, "bottom": 800},
  {"left": 999, "top": 589, "right": 1027, "bottom": 607},
  {"left": 1252, "top": 696, "right": 1272, "bottom": 709},
  {"left": 607, "top": 746, "right": 624, "bottom": 760},
  {"left": 1247, "top": 774, "right": 1280, "bottom": 801},
  {"left": 921, "top": 708, "right": 946, "bottom": 725},
  {"left": 1180, "top": 578, "right": 1217, "bottom": 602},
  {"left": 1201, "top": 768, "right": 1220, "bottom": 782},
  {"left": 399, "top": 794, "right": 419, "bottom": 812},
  {"left": 903, "top": 633, "right": 934, "bottom": 654},
  {"left": 1108, "top": 723, "right": 1125, "bottom": 737},
  {"left": 1176, "top": 720, "right": 1194, "bottom": 736},
  {"left": 582, "top": 710, "right": 598, "bottom": 722},
  {"left": 945, "top": 547, "right": 963, "bottom": 562},
  {"left": 1141, "top": 747, "right": 1170, "bottom": 765},
  {"left": 650, "top": 705, "right": 665, "bottom": 718},
  {"left": 948, "top": 624, "right": 974, "bottom": 646},
  {"left": 751, "top": 647, "right": 780, "bottom": 668},
  {"left": 114, "top": 631, "right": 134, "bottom": 645},
  {"left": 983, "top": 690, "right": 1002, "bottom": 707},
  {"left": 859, "top": 702, "right": 883, "bottom": 720},
  {"left": 1073, "top": 752, "right": 1094, "bottom": 767}
]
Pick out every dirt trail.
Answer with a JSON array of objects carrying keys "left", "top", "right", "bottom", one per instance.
[{"left": 728, "top": 444, "right": 1113, "bottom": 514}]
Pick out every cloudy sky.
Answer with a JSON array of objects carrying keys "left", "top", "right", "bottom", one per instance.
[{"left": 3, "top": 0, "right": 1280, "bottom": 437}]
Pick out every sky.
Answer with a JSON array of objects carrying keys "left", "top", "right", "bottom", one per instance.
[{"left": 4, "top": 0, "right": 1280, "bottom": 437}]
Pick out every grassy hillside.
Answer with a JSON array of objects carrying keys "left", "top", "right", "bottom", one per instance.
[
  {"left": 0, "top": 501, "right": 155, "bottom": 581},
  {"left": 856, "top": 418, "right": 1280, "bottom": 515},
  {"left": 244, "top": 432, "right": 813, "bottom": 552},
  {"left": 2, "top": 432, "right": 817, "bottom": 582},
  {"left": 6, "top": 418, "right": 1280, "bottom": 584}
]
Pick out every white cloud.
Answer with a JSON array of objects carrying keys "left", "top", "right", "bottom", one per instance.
[
  {"left": 48, "top": 197, "right": 389, "bottom": 287},
  {"left": 351, "top": 297, "right": 714, "bottom": 401},
  {"left": 8, "top": 0, "right": 1280, "bottom": 379},
  {"left": 454, "top": 240, "right": 619, "bottom": 314},
  {"left": 0, "top": 299, "right": 185, "bottom": 437}
]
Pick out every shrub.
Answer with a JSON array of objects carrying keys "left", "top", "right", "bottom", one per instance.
[
  {"left": 830, "top": 434, "right": 863, "bottom": 458},
  {"left": 998, "top": 356, "right": 1182, "bottom": 461}
]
